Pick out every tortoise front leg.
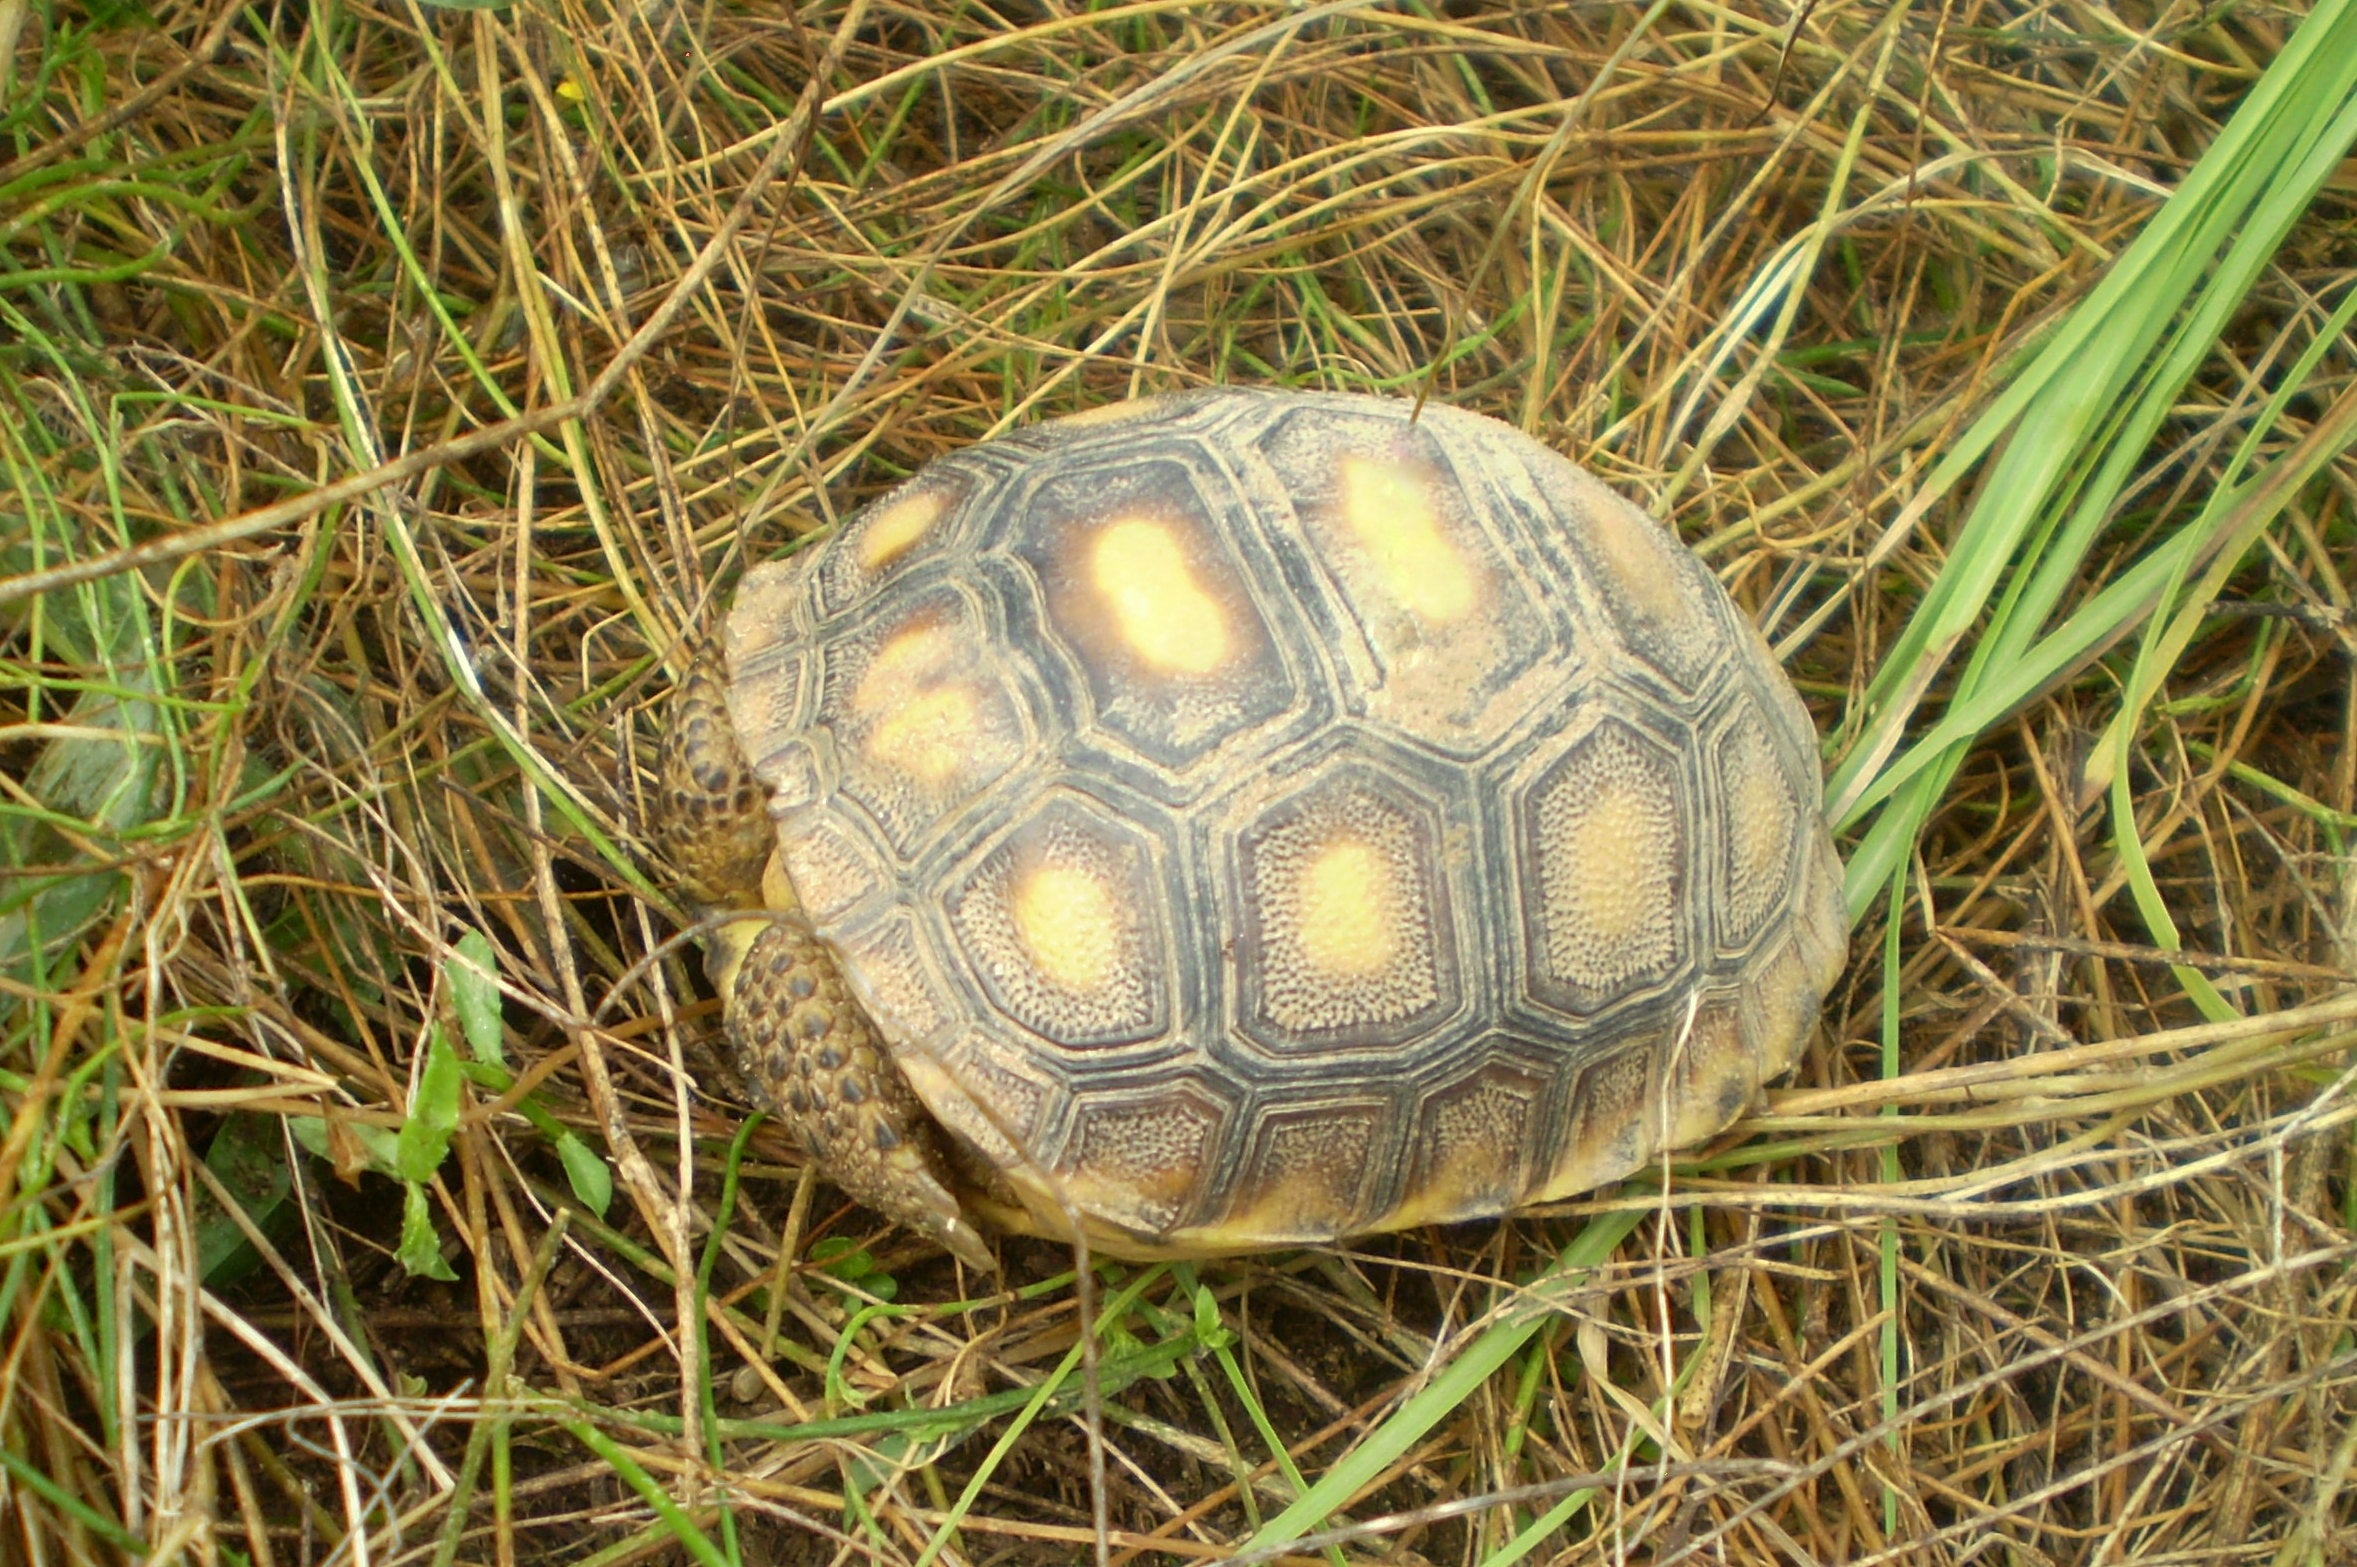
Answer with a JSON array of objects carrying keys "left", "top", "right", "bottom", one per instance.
[
  {"left": 655, "top": 654, "right": 775, "bottom": 910},
  {"left": 728, "top": 918, "right": 997, "bottom": 1274}
]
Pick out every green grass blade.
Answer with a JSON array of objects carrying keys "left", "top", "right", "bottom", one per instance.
[
  {"left": 1830, "top": 0, "right": 2357, "bottom": 914},
  {"left": 1240, "top": 1208, "right": 1645, "bottom": 1556}
]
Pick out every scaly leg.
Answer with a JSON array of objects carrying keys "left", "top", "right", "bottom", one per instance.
[
  {"left": 655, "top": 653, "right": 775, "bottom": 910},
  {"left": 728, "top": 918, "right": 996, "bottom": 1274}
]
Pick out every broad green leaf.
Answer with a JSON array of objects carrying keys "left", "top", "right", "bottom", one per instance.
[
  {"left": 286, "top": 1112, "right": 401, "bottom": 1176},
  {"left": 395, "top": 1028, "right": 465, "bottom": 1184},
  {"left": 197, "top": 1113, "right": 292, "bottom": 1285},
  {"left": 553, "top": 1130, "right": 613, "bottom": 1217},
  {"left": 0, "top": 568, "right": 163, "bottom": 997},
  {"left": 446, "top": 930, "right": 505, "bottom": 1065},
  {"left": 398, "top": 1181, "right": 458, "bottom": 1281}
]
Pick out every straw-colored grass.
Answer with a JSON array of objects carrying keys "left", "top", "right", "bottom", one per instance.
[{"left": 4, "top": 0, "right": 2355, "bottom": 1562}]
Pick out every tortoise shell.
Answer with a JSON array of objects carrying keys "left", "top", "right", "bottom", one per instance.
[{"left": 718, "top": 387, "right": 1846, "bottom": 1254}]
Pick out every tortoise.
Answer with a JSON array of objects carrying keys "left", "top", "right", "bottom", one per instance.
[{"left": 658, "top": 387, "right": 1846, "bottom": 1268}]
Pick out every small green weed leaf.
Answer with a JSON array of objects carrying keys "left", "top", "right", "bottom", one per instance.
[
  {"left": 446, "top": 929, "right": 505, "bottom": 1065},
  {"left": 807, "top": 1239, "right": 897, "bottom": 1297},
  {"left": 453, "top": 1056, "right": 613, "bottom": 1215},
  {"left": 844, "top": 1429, "right": 959, "bottom": 1504},
  {"left": 80, "top": 0, "right": 154, "bottom": 27},
  {"left": 1191, "top": 1278, "right": 1221, "bottom": 1341},
  {"left": 197, "top": 1113, "right": 291, "bottom": 1285},
  {"left": 286, "top": 1112, "right": 401, "bottom": 1178},
  {"left": 457, "top": 1060, "right": 513, "bottom": 1094},
  {"left": 395, "top": 1028, "right": 464, "bottom": 1184},
  {"left": 0, "top": 555, "right": 167, "bottom": 1003},
  {"left": 1118, "top": 1323, "right": 1176, "bottom": 1380},
  {"left": 552, "top": 1129, "right": 613, "bottom": 1217},
  {"left": 808, "top": 1236, "right": 870, "bottom": 1275},
  {"left": 0, "top": 686, "right": 160, "bottom": 994},
  {"left": 282, "top": 1115, "right": 326, "bottom": 1162},
  {"left": 398, "top": 1181, "right": 458, "bottom": 1280}
]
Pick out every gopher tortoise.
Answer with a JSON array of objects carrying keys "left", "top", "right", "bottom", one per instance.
[{"left": 658, "top": 387, "right": 1846, "bottom": 1267}]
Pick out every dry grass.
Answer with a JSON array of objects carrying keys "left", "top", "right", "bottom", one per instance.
[{"left": 3, "top": 0, "right": 2356, "bottom": 1563}]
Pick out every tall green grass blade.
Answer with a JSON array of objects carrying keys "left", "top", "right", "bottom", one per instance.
[
  {"left": 554, "top": 1413, "right": 733, "bottom": 1567},
  {"left": 0, "top": 1441, "right": 145, "bottom": 1555},
  {"left": 1879, "top": 856, "right": 1906, "bottom": 1533},
  {"left": 1830, "top": 0, "right": 2357, "bottom": 915},
  {"left": 1478, "top": 1479, "right": 1600, "bottom": 1567},
  {"left": 1244, "top": 16, "right": 2357, "bottom": 1562},
  {"left": 908, "top": 1265, "right": 1170, "bottom": 1567},
  {"left": 1241, "top": 1207, "right": 1645, "bottom": 1556},
  {"left": 2096, "top": 275, "right": 2357, "bottom": 1022}
]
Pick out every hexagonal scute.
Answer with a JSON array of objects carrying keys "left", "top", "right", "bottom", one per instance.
[
  {"left": 1740, "top": 933, "right": 1835, "bottom": 1084},
  {"left": 945, "top": 792, "right": 1176, "bottom": 1053},
  {"left": 1060, "top": 1078, "right": 1234, "bottom": 1237},
  {"left": 1039, "top": 392, "right": 1215, "bottom": 435},
  {"left": 1216, "top": 1099, "right": 1391, "bottom": 1243},
  {"left": 1517, "top": 718, "right": 1692, "bottom": 1017},
  {"left": 1254, "top": 404, "right": 1558, "bottom": 753},
  {"left": 904, "top": 1031, "right": 1056, "bottom": 1173},
  {"left": 826, "top": 911, "right": 959, "bottom": 1057},
  {"left": 1391, "top": 1059, "right": 1546, "bottom": 1228},
  {"left": 1011, "top": 452, "right": 1302, "bottom": 773},
  {"left": 811, "top": 587, "right": 1028, "bottom": 856},
  {"left": 814, "top": 468, "right": 976, "bottom": 619},
  {"left": 724, "top": 648, "right": 819, "bottom": 812},
  {"left": 1786, "top": 830, "right": 1853, "bottom": 1004},
  {"left": 779, "top": 814, "right": 886, "bottom": 926},
  {"left": 1712, "top": 701, "right": 1806, "bottom": 954},
  {"left": 1521, "top": 444, "right": 1730, "bottom": 694},
  {"left": 1662, "top": 1000, "right": 1761, "bottom": 1151},
  {"left": 1227, "top": 755, "right": 1463, "bottom": 1054},
  {"left": 1539, "top": 1044, "right": 1654, "bottom": 1200},
  {"left": 722, "top": 558, "right": 820, "bottom": 803}
]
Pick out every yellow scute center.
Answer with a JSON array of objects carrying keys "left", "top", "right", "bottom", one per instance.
[
  {"left": 1561, "top": 788, "right": 1655, "bottom": 940},
  {"left": 1297, "top": 840, "right": 1395, "bottom": 977},
  {"left": 870, "top": 688, "right": 976, "bottom": 781},
  {"left": 857, "top": 490, "right": 947, "bottom": 573},
  {"left": 855, "top": 623, "right": 977, "bottom": 782},
  {"left": 1340, "top": 456, "right": 1475, "bottom": 623},
  {"left": 1011, "top": 863, "right": 1118, "bottom": 992},
  {"left": 1056, "top": 397, "right": 1158, "bottom": 429},
  {"left": 1589, "top": 500, "right": 1689, "bottom": 625},
  {"left": 1090, "top": 518, "right": 1231, "bottom": 674},
  {"left": 1730, "top": 755, "right": 1793, "bottom": 886}
]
